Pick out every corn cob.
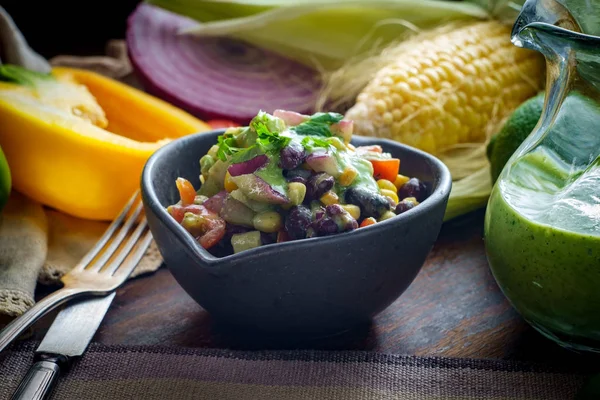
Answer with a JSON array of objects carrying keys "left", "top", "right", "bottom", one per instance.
[{"left": 344, "top": 20, "right": 545, "bottom": 155}]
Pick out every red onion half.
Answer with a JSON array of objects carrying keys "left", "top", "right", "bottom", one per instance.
[{"left": 126, "top": 4, "right": 322, "bottom": 124}]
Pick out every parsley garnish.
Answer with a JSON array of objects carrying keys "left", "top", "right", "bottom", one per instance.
[
  {"left": 216, "top": 111, "right": 292, "bottom": 164},
  {"left": 216, "top": 133, "right": 243, "bottom": 161},
  {"left": 290, "top": 112, "right": 344, "bottom": 137},
  {"left": 301, "top": 136, "right": 332, "bottom": 151}
]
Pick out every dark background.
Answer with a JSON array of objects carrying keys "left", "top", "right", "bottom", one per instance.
[{"left": 2, "top": 0, "right": 141, "bottom": 58}]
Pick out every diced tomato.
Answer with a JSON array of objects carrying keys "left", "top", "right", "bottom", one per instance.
[
  {"left": 168, "top": 202, "right": 225, "bottom": 249},
  {"left": 167, "top": 204, "right": 210, "bottom": 223},
  {"left": 370, "top": 158, "right": 400, "bottom": 182},
  {"left": 355, "top": 145, "right": 383, "bottom": 154},
  {"left": 207, "top": 119, "right": 240, "bottom": 129},
  {"left": 360, "top": 217, "right": 377, "bottom": 228},
  {"left": 198, "top": 217, "right": 226, "bottom": 249},
  {"left": 277, "top": 230, "right": 291, "bottom": 243},
  {"left": 176, "top": 177, "right": 196, "bottom": 205}
]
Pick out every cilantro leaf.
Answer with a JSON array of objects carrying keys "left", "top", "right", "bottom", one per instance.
[
  {"left": 230, "top": 145, "right": 265, "bottom": 164},
  {"left": 301, "top": 136, "right": 332, "bottom": 151},
  {"left": 290, "top": 112, "right": 344, "bottom": 137},
  {"left": 216, "top": 133, "right": 242, "bottom": 161},
  {"left": 250, "top": 110, "right": 291, "bottom": 153},
  {"left": 309, "top": 112, "right": 344, "bottom": 125}
]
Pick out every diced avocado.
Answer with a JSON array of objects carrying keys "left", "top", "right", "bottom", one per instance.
[
  {"left": 231, "top": 231, "right": 262, "bottom": 254},
  {"left": 220, "top": 197, "right": 255, "bottom": 227},
  {"left": 198, "top": 159, "right": 229, "bottom": 197},
  {"left": 229, "top": 189, "right": 273, "bottom": 213}
]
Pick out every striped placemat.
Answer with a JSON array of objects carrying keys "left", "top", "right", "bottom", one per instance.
[{"left": 0, "top": 341, "right": 590, "bottom": 399}]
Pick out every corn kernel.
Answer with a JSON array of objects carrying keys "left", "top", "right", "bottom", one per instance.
[
  {"left": 200, "top": 175, "right": 206, "bottom": 184},
  {"left": 403, "top": 196, "right": 420, "bottom": 205},
  {"left": 382, "top": 112, "right": 393, "bottom": 125},
  {"left": 224, "top": 171, "right": 237, "bottom": 192},
  {"left": 320, "top": 191, "right": 339, "bottom": 206},
  {"left": 379, "top": 211, "right": 397, "bottom": 222},
  {"left": 341, "top": 204, "right": 361, "bottom": 220},
  {"left": 377, "top": 179, "right": 397, "bottom": 193},
  {"left": 288, "top": 182, "right": 306, "bottom": 206},
  {"left": 253, "top": 211, "right": 282, "bottom": 233},
  {"left": 339, "top": 166, "right": 358, "bottom": 186},
  {"left": 380, "top": 189, "right": 399, "bottom": 204},
  {"left": 374, "top": 99, "right": 386, "bottom": 113},
  {"left": 394, "top": 174, "right": 410, "bottom": 190}
]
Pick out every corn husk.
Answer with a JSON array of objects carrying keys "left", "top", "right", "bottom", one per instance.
[{"left": 145, "top": 0, "right": 491, "bottom": 70}]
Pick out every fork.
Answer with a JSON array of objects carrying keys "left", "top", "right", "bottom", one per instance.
[{"left": 0, "top": 191, "right": 153, "bottom": 353}]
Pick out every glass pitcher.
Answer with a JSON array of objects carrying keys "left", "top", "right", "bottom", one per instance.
[{"left": 484, "top": 0, "right": 600, "bottom": 353}]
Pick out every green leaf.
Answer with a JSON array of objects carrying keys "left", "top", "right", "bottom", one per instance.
[
  {"left": 250, "top": 110, "right": 291, "bottom": 152},
  {"left": 216, "top": 133, "right": 243, "bottom": 161},
  {"left": 0, "top": 64, "right": 54, "bottom": 87},
  {"left": 230, "top": 144, "right": 265, "bottom": 163},
  {"left": 301, "top": 136, "right": 332, "bottom": 151},
  {"left": 290, "top": 112, "right": 342, "bottom": 137}
]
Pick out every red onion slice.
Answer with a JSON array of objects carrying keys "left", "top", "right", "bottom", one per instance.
[
  {"left": 126, "top": 4, "right": 322, "bottom": 124},
  {"left": 203, "top": 190, "right": 228, "bottom": 213},
  {"left": 305, "top": 151, "right": 341, "bottom": 177},
  {"left": 227, "top": 155, "right": 269, "bottom": 176},
  {"left": 331, "top": 120, "right": 354, "bottom": 143},
  {"left": 273, "top": 109, "right": 309, "bottom": 126}
]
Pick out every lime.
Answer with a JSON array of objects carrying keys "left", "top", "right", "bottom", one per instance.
[{"left": 487, "top": 92, "right": 544, "bottom": 183}]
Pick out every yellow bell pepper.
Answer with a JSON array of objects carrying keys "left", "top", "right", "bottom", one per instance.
[{"left": 0, "top": 65, "right": 210, "bottom": 221}]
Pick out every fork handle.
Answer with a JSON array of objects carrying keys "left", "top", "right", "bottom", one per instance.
[{"left": 0, "top": 287, "right": 86, "bottom": 353}]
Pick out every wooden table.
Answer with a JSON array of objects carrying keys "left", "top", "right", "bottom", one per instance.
[{"left": 29, "top": 210, "right": 598, "bottom": 369}]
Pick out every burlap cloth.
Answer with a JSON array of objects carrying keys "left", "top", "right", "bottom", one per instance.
[{"left": 0, "top": 6, "right": 162, "bottom": 321}]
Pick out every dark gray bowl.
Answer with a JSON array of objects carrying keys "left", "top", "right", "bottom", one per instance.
[{"left": 141, "top": 129, "right": 451, "bottom": 336}]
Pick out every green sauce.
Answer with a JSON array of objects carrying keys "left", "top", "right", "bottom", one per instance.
[
  {"left": 255, "top": 154, "right": 288, "bottom": 196},
  {"left": 485, "top": 147, "right": 600, "bottom": 344}
]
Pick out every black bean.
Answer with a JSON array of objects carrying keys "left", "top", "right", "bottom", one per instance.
[
  {"left": 284, "top": 205, "right": 312, "bottom": 240},
  {"left": 398, "top": 178, "right": 427, "bottom": 202},
  {"left": 344, "top": 186, "right": 391, "bottom": 218},
  {"left": 279, "top": 141, "right": 306, "bottom": 170},
  {"left": 260, "top": 232, "right": 277, "bottom": 245},
  {"left": 306, "top": 172, "right": 334, "bottom": 201},
  {"left": 312, "top": 217, "right": 338, "bottom": 236},
  {"left": 225, "top": 224, "right": 253, "bottom": 237},
  {"left": 395, "top": 199, "right": 416, "bottom": 214}
]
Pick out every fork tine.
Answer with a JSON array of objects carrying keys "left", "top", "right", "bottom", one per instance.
[
  {"left": 72, "top": 191, "right": 140, "bottom": 272},
  {"left": 102, "top": 216, "right": 149, "bottom": 276},
  {"left": 113, "top": 228, "right": 153, "bottom": 280},
  {"left": 84, "top": 202, "right": 144, "bottom": 273}
]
